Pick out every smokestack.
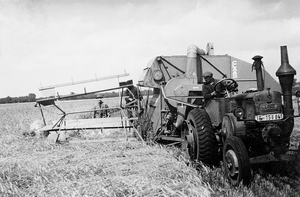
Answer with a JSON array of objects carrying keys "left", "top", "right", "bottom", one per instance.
[
  {"left": 252, "top": 55, "right": 264, "bottom": 91},
  {"left": 276, "top": 46, "right": 296, "bottom": 118}
]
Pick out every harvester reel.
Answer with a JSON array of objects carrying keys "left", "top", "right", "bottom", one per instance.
[
  {"left": 223, "top": 136, "right": 251, "bottom": 186},
  {"left": 214, "top": 78, "right": 238, "bottom": 96}
]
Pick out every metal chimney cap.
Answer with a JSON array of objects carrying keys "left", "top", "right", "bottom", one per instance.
[{"left": 252, "top": 55, "right": 263, "bottom": 61}]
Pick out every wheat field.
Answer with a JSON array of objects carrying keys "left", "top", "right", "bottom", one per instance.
[
  {"left": 1, "top": 98, "right": 300, "bottom": 196},
  {"left": 0, "top": 99, "right": 212, "bottom": 197}
]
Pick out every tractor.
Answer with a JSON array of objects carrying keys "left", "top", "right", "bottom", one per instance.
[{"left": 137, "top": 44, "right": 300, "bottom": 185}]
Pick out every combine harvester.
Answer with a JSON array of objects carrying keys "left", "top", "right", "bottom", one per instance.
[
  {"left": 136, "top": 43, "right": 300, "bottom": 185},
  {"left": 35, "top": 71, "right": 144, "bottom": 142},
  {"left": 35, "top": 43, "right": 300, "bottom": 186}
]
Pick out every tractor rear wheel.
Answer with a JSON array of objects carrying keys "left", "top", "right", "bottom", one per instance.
[
  {"left": 186, "top": 108, "right": 218, "bottom": 166},
  {"left": 223, "top": 136, "right": 251, "bottom": 186}
]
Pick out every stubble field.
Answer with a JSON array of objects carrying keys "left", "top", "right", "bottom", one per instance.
[{"left": 1, "top": 97, "right": 300, "bottom": 197}]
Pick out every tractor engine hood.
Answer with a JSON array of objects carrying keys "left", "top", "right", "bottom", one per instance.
[{"left": 234, "top": 90, "right": 282, "bottom": 104}]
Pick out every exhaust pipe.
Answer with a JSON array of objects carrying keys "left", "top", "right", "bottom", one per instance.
[
  {"left": 252, "top": 55, "right": 265, "bottom": 91},
  {"left": 276, "top": 46, "right": 296, "bottom": 117},
  {"left": 276, "top": 46, "right": 296, "bottom": 137}
]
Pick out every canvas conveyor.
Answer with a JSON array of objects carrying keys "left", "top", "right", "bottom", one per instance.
[{"left": 38, "top": 110, "right": 133, "bottom": 132}]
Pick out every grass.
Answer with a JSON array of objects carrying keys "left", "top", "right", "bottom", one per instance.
[
  {"left": 0, "top": 138, "right": 206, "bottom": 196},
  {"left": 0, "top": 132, "right": 211, "bottom": 196},
  {"left": 1, "top": 98, "right": 300, "bottom": 196}
]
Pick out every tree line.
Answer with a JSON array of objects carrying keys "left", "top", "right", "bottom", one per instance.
[{"left": 0, "top": 93, "right": 36, "bottom": 104}]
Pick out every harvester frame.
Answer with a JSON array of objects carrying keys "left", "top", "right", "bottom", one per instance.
[{"left": 35, "top": 77, "right": 144, "bottom": 141}]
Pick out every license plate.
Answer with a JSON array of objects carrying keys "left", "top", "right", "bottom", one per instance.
[
  {"left": 255, "top": 113, "right": 283, "bottom": 121},
  {"left": 286, "top": 150, "right": 298, "bottom": 155}
]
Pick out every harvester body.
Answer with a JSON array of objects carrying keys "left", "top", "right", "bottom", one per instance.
[{"left": 138, "top": 44, "right": 299, "bottom": 185}]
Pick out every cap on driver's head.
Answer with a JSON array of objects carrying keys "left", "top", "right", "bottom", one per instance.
[{"left": 203, "top": 71, "right": 213, "bottom": 78}]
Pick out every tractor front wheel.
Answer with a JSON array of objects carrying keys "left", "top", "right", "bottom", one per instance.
[{"left": 223, "top": 136, "right": 251, "bottom": 186}]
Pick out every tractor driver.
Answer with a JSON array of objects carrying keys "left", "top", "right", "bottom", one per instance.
[{"left": 202, "top": 71, "right": 219, "bottom": 101}]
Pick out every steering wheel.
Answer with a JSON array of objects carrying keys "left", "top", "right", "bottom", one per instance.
[{"left": 214, "top": 78, "right": 238, "bottom": 96}]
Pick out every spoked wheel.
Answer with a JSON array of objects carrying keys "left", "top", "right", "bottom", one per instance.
[
  {"left": 185, "top": 108, "right": 219, "bottom": 166},
  {"left": 223, "top": 136, "right": 251, "bottom": 186}
]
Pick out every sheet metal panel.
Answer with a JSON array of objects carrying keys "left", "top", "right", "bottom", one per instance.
[
  {"left": 201, "top": 55, "right": 281, "bottom": 93},
  {"left": 143, "top": 54, "right": 281, "bottom": 93}
]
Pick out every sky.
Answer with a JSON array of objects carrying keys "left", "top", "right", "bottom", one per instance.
[{"left": 0, "top": 0, "right": 300, "bottom": 98}]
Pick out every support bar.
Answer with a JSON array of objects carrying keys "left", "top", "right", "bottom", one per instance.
[{"left": 39, "top": 72, "right": 129, "bottom": 91}]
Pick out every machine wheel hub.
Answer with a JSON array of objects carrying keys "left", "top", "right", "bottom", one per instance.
[
  {"left": 225, "top": 150, "right": 239, "bottom": 177},
  {"left": 186, "top": 121, "right": 196, "bottom": 158}
]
